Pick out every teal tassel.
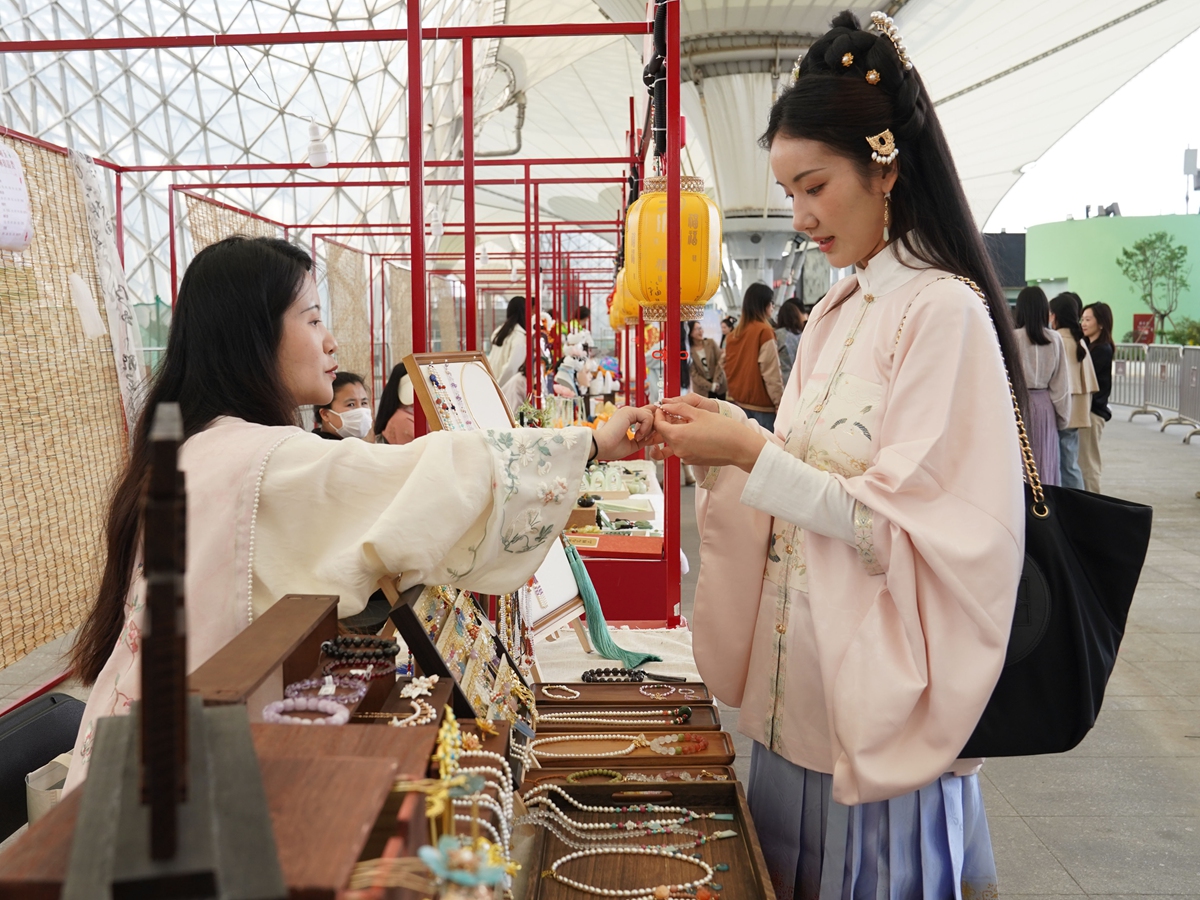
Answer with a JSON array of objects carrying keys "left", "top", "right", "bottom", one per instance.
[{"left": 563, "top": 540, "right": 662, "bottom": 670}]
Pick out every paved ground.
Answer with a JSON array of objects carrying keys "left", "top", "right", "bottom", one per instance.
[
  {"left": 3, "top": 407, "right": 1198, "bottom": 892},
  {"left": 680, "top": 408, "right": 1200, "bottom": 898}
]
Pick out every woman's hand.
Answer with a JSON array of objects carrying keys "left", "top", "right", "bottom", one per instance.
[
  {"left": 661, "top": 392, "right": 720, "bottom": 414},
  {"left": 652, "top": 399, "right": 767, "bottom": 473},
  {"left": 593, "top": 405, "right": 660, "bottom": 461}
]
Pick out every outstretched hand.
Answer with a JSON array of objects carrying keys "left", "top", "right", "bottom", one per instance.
[
  {"left": 593, "top": 404, "right": 663, "bottom": 461},
  {"left": 652, "top": 398, "right": 767, "bottom": 472}
]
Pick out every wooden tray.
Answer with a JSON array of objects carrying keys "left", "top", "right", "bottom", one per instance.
[
  {"left": 534, "top": 681, "right": 711, "bottom": 705},
  {"left": 518, "top": 782, "right": 775, "bottom": 900},
  {"left": 534, "top": 703, "right": 720, "bottom": 734},
  {"left": 519, "top": 765, "right": 738, "bottom": 788},
  {"left": 523, "top": 731, "right": 735, "bottom": 768}
]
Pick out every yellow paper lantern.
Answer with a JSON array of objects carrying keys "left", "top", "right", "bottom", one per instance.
[
  {"left": 624, "top": 175, "right": 722, "bottom": 322},
  {"left": 617, "top": 268, "right": 640, "bottom": 325}
]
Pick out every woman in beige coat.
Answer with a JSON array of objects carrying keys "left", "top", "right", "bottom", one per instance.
[{"left": 1050, "top": 293, "right": 1098, "bottom": 490}]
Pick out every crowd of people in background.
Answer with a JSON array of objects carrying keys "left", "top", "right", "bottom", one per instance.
[
  {"left": 350, "top": 282, "right": 1115, "bottom": 495},
  {"left": 1011, "top": 286, "right": 1113, "bottom": 492}
]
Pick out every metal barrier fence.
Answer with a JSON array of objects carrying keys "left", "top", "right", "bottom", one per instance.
[
  {"left": 1178, "top": 347, "right": 1200, "bottom": 444},
  {"left": 1113, "top": 343, "right": 1200, "bottom": 442}
]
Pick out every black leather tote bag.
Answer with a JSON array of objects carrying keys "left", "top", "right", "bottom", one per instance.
[{"left": 945, "top": 277, "right": 1153, "bottom": 757}]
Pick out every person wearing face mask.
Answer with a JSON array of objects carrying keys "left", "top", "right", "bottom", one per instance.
[
  {"left": 314, "top": 371, "right": 373, "bottom": 440},
  {"left": 63, "top": 236, "right": 656, "bottom": 793},
  {"left": 650, "top": 13, "right": 1025, "bottom": 897}
]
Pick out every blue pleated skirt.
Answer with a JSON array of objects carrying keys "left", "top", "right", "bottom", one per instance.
[{"left": 746, "top": 742, "right": 998, "bottom": 900}]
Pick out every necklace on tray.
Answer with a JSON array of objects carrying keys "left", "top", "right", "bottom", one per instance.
[
  {"left": 546, "top": 846, "right": 715, "bottom": 899},
  {"left": 537, "top": 707, "right": 692, "bottom": 727}
]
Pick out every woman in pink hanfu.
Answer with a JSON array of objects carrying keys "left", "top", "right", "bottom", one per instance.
[
  {"left": 64, "top": 236, "right": 654, "bottom": 793},
  {"left": 654, "top": 13, "right": 1025, "bottom": 900}
]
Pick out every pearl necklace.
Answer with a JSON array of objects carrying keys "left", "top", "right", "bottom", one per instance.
[
  {"left": 390, "top": 698, "right": 437, "bottom": 727},
  {"left": 537, "top": 707, "right": 693, "bottom": 727},
  {"left": 246, "top": 434, "right": 300, "bottom": 626},
  {"left": 517, "top": 733, "right": 651, "bottom": 768},
  {"left": 547, "top": 846, "right": 713, "bottom": 898},
  {"left": 516, "top": 804, "right": 701, "bottom": 843},
  {"left": 522, "top": 784, "right": 729, "bottom": 825}
]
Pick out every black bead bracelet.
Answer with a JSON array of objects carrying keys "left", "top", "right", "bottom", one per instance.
[{"left": 581, "top": 667, "right": 646, "bottom": 683}]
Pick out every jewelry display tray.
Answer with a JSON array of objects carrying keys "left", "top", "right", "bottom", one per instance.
[
  {"left": 533, "top": 703, "right": 721, "bottom": 733},
  {"left": 533, "top": 682, "right": 712, "bottom": 705},
  {"left": 523, "top": 731, "right": 736, "bottom": 768},
  {"left": 517, "top": 782, "right": 776, "bottom": 900}
]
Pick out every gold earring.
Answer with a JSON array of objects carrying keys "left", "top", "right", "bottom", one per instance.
[{"left": 883, "top": 193, "right": 892, "bottom": 242}]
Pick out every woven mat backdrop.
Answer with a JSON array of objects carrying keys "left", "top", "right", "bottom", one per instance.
[
  {"left": 0, "top": 138, "right": 128, "bottom": 669},
  {"left": 387, "top": 263, "right": 412, "bottom": 366},
  {"left": 184, "top": 194, "right": 280, "bottom": 252},
  {"left": 431, "top": 274, "right": 459, "bottom": 352},
  {"left": 325, "top": 243, "right": 372, "bottom": 389}
]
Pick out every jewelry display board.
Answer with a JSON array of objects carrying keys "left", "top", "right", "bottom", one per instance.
[
  {"left": 405, "top": 350, "right": 515, "bottom": 431},
  {"left": 518, "top": 782, "right": 776, "bottom": 900}
]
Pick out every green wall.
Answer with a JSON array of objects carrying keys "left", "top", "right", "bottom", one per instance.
[{"left": 1025, "top": 215, "right": 1200, "bottom": 340}]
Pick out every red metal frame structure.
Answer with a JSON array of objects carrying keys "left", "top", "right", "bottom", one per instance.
[{"left": 0, "top": 7, "right": 684, "bottom": 631}]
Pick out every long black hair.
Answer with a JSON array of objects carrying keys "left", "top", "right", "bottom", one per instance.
[
  {"left": 736, "top": 283, "right": 775, "bottom": 331},
  {"left": 1084, "top": 301, "right": 1115, "bottom": 349},
  {"left": 1050, "top": 293, "right": 1087, "bottom": 362},
  {"left": 761, "top": 11, "right": 1027, "bottom": 409},
  {"left": 1014, "top": 286, "right": 1052, "bottom": 346},
  {"left": 72, "top": 236, "right": 312, "bottom": 685},
  {"left": 493, "top": 295, "right": 526, "bottom": 347},
  {"left": 374, "top": 363, "right": 408, "bottom": 436}
]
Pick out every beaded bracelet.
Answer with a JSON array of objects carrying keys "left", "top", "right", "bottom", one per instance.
[
  {"left": 320, "top": 636, "right": 399, "bottom": 661},
  {"left": 263, "top": 697, "right": 350, "bottom": 726},
  {"left": 322, "top": 659, "right": 397, "bottom": 680},
  {"left": 565, "top": 768, "right": 625, "bottom": 784},
  {"left": 581, "top": 667, "right": 645, "bottom": 683},
  {"left": 284, "top": 675, "right": 368, "bottom": 706},
  {"left": 540, "top": 684, "right": 582, "bottom": 700}
]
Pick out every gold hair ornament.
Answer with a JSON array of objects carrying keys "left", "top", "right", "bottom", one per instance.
[
  {"left": 866, "top": 69, "right": 881, "bottom": 85},
  {"left": 870, "top": 11, "right": 913, "bottom": 71},
  {"left": 790, "top": 51, "right": 805, "bottom": 84},
  {"left": 866, "top": 129, "right": 898, "bottom": 165},
  {"left": 841, "top": 52, "right": 854, "bottom": 67}
]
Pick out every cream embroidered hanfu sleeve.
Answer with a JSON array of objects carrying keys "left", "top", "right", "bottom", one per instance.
[
  {"left": 251, "top": 425, "right": 591, "bottom": 619},
  {"left": 691, "top": 245, "right": 1024, "bottom": 805}
]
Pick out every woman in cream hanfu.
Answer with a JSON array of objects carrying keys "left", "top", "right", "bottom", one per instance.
[
  {"left": 65, "top": 236, "right": 653, "bottom": 792},
  {"left": 654, "top": 13, "right": 1025, "bottom": 900}
]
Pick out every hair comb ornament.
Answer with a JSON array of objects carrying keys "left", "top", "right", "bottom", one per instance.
[
  {"left": 866, "top": 129, "right": 898, "bottom": 165},
  {"left": 790, "top": 51, "right": 805, "bottom": 84},
  {"left": 870, "top": 11, "right": 913, "bottom": 71}
]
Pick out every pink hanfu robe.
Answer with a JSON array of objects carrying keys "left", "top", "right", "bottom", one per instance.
[
  {"left": 692, "top": 245, "right": 1025, "bottom": 806},
  {"left": 65, "top": 417, "right": 591, "bottom": 791}
]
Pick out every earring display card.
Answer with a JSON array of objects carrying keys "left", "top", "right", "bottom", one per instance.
[
  {"left": 520, "top": 782, "right": 776, "bottom": 900},
  {"left": 405, "top": 351, "right": 515, "bottom": 433}
]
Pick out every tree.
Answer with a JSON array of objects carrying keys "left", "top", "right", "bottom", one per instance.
[{"left": 1116, "top": 232, "right": 1192, "bottom": 341}]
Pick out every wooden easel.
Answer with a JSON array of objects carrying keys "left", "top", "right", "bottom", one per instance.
[{"left": 528, "top": 595, "right": 591, "bottom": 683}]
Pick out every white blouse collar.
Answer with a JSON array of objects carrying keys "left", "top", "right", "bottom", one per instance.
[{"left": 854, "top": 240, "right": 929, "bottom": 297}]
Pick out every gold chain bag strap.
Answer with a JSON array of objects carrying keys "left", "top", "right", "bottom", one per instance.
[
  {"left": 894, "top": 271, "right": 1154, "bottom": 757},
  {"left": 894, "top": 275, "right": 1047, "bottom": 518}
]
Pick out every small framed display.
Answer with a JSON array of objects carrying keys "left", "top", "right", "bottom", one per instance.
[{"left": 404, "top": 351, "right": 515, "bottom": 432}]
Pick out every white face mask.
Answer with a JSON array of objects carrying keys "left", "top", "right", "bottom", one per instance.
[{"left": 329, "top": 406, "right": 372, "bottom": 439}]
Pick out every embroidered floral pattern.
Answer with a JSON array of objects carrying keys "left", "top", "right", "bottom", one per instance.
[
  {"left": 501, "top": 508, "right": 556, "bottom": 554},
  {"left": 536, "top": 477, "right": 569, "bottom": 506},
  {"left": 853, "top": 500, "right": 885, "bottom": 575}
]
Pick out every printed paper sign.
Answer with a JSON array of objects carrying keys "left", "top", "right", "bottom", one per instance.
[{"left": 0, "top": 145, "right": 33, "bottom": 252}]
